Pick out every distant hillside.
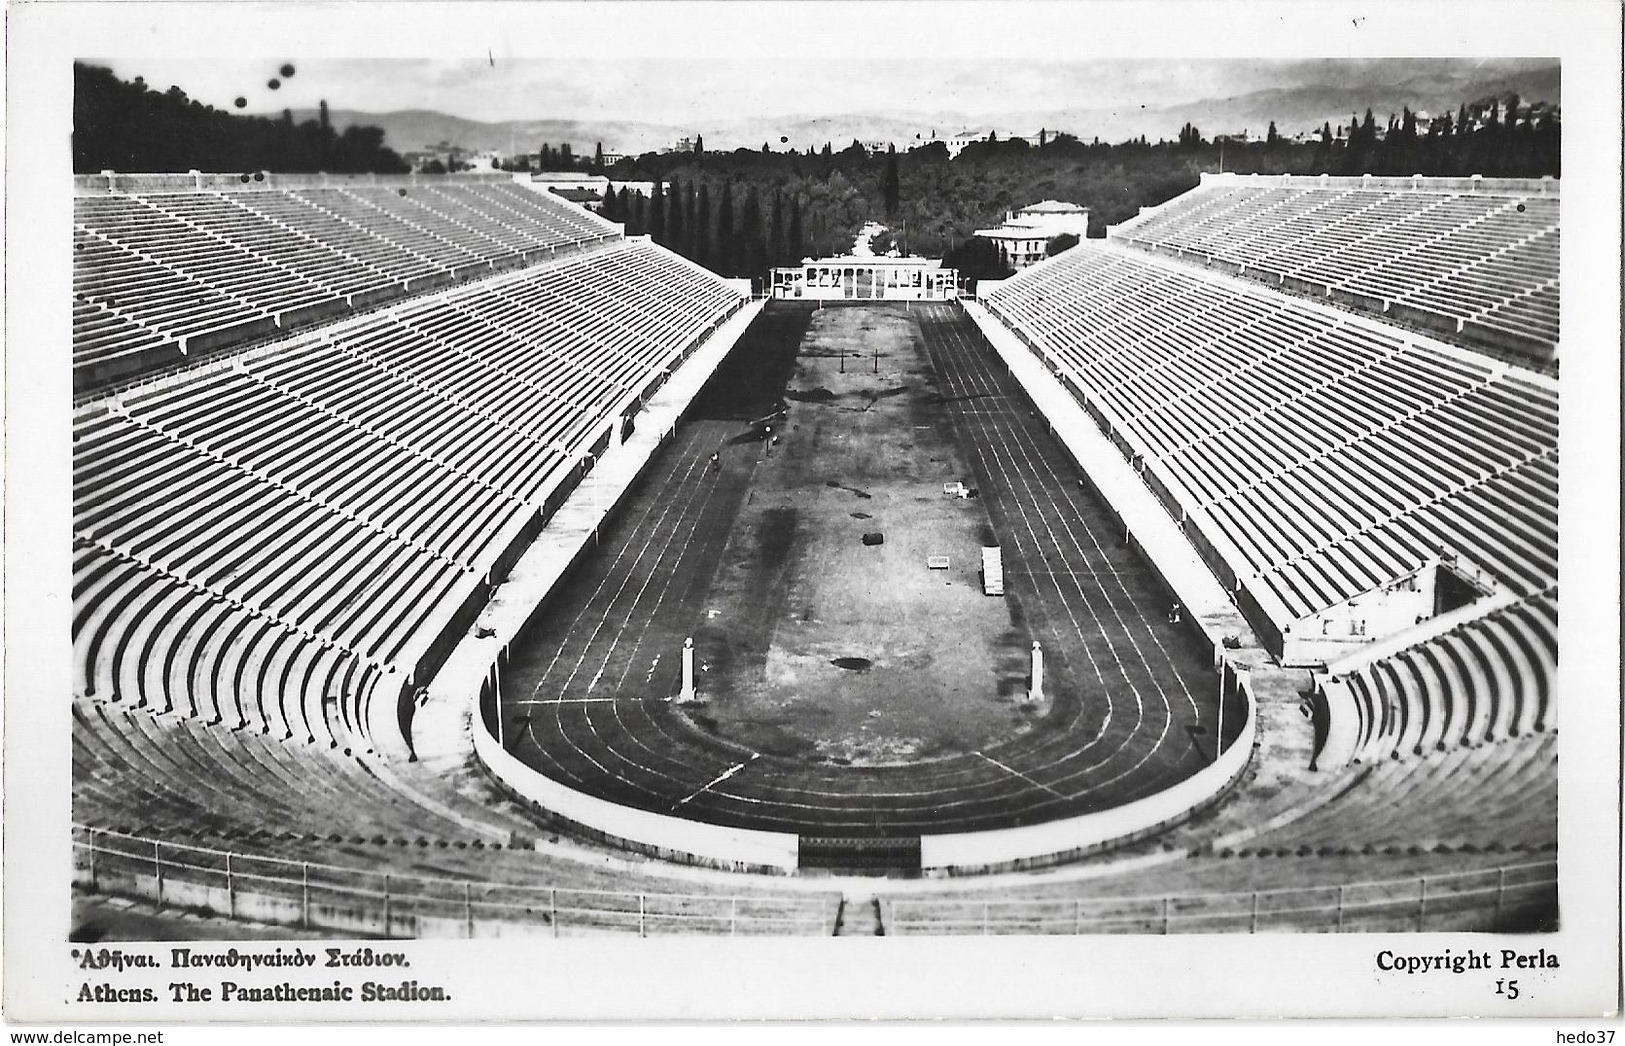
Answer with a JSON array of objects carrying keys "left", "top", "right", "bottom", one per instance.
[
  {"left": 286, "top": 63, "right": 1560, "bottom": 156},
  {"left": 281, "top": 108, "right": 687, "bottom": 157}
]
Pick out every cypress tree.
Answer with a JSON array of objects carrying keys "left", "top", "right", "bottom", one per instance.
[
  {"left": 628, "top": 189, "right": 645, "bottom": 236},
  {"left": 768, "top": 188, "right": 784, "bottom": 265},
  {"left": 716, "top": 182, "right": 735, "bottom": 275},
  {"left": 695, "top": 182, "right": 712, "bottom": 269},
  {"left": 668, "top": 178, "right": 686, "bottom": 254},
  {"left": 684, "top": 180, "right": 698, "bottom": 256},
  {"left": 787, "top": 194, "right": 803, "bottom": 262},
  {"left": 650, "top": 178, "right": 665, "bottom": 245},
  {"left": 318, "top": 99, "right": 331, "bottom": 167},
  {"left": 739, "top": 186, "right": 764, "bottom": 279},
  {"left": 883, "top": 144, "right": 900, "bottom": 218}
]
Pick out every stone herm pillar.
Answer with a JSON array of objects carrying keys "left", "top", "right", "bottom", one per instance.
[
  {"left": 678, "top": 637, "right": 696, "bottom": 703},
  {"left": 1029, "top": 641, "right": 1044, "bottom": 702}
]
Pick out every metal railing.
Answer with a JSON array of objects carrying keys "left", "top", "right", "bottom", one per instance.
[
  {"left": 73, "top": 825, "right": 836, "bottom": 937},
  {"left": 882, "top": 859, "right": 1556, "bottom": 935}
]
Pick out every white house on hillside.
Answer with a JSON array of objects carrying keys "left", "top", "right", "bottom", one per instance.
[{"left": 973, "top": 200, "right": 1091, "bottom": 269}]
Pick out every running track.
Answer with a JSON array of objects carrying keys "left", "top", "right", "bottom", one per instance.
[{"left": 501, "top": 302, "right": 1217, "bottom": 839}]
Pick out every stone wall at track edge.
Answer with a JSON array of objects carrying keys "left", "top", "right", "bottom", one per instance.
[{"left": 472, "top": 712, "right": 801, "bottom": 873}]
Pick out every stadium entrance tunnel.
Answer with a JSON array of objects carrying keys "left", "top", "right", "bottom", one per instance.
[{"left": 799, "top": 835, "right": 922, "bottom": 875}]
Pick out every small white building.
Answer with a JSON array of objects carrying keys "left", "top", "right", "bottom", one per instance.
[
  {"left": 461, "top": 150, "right": 506, "bottom": 171},
  {"left": 770, "top": 255, "right": 958, "bottom": 301},
  {"left": 973, "top": 200, "right": 1091, "bottom": 270},
  {"left": 911, "top": 129, "right": 1034, "bottom": 158}
]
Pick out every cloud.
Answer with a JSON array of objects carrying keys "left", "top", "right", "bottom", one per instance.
[{"left": 89, "top": 55, "right": 1557, "bottom": 127}]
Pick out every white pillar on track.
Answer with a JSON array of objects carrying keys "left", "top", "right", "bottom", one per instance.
[
  {"left": 1029, "top": 641, "right": 1044, "bottom": 703},
  {"left": 678, "top": 637, "right": 696, "bottom": 703}
]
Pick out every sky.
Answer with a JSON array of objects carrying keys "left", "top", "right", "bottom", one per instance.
[{"left": 89, "top": 54, "right": 1557, "bottom": 127}]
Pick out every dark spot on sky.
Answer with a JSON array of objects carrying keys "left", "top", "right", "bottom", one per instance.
[
  {"left": 280, "top": 63, "right": 296, "bottom": 78},
  {"left": 267, "top": 79, "right": 281, "bottom": 90},
  {"left": 1516, "top": 203, "right": 1526, "bottom": 212},
  {"left": 234, "top": 97, "right": 247, "bottom": 108},
  {"left": 253, "top": 172, "right": 265, "bottom": 182},
  {"left": 397, "top": 188, "right": 408, "bottom": 196},
  {"left": 239, "top": 173, "right": 251, "bottom": 183},
  {"left": 780, "top": 135, "right": 789, "bottom": 144}
]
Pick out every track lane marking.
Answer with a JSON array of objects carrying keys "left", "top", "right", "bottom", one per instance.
[
  {"left": 671, "top": 754, "right": 761, "bottom": 810},
  {"left": 972, "top": 750, "right": 1066, "bottom": 798}
]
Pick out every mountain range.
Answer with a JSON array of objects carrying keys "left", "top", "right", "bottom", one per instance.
[{"left": 284, "top": 63, "right": 1559, "bottom": 157}]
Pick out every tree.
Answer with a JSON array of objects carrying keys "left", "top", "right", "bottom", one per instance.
[
  {"left": 768, "top": 188, "right": 784, "bottom": 265},
  {"left": 786, "top": 193, "right": 804, "bottom": 262},
  {"left": 668, "top": 178, "right": 686, "bottom": 253},
  {"left": 627, "top": 189, "right": 645, "bottom": 236},
  {"left": 716, "top": 182, "right": 735, "bottom": 274},
  {"left": 942, "top": 235, "right": 1012, "bottom": 292},
  {"left": 694, "top": 133, "right": 705, "bottom": 158},
  {"left": 1267, "top": 121, "right": 1280, "bottom": 145},
  {"left": 694, "top": 182, "right": 712, "bottom": 269},
  {"left": 593, "top": 141, "right": 604, "bottom": 171},
  {"left": 883, "top": 144, "right": 900, "bottom": 218},
  {"left": 739, "top": 185, "right": 764, "bottom": 279},
  {"left": 1046, "top": 232, "right": 1080, "bottom": 256},
  {"left": 684, "top": 180, "right": 698, "bottom": 254},
  {"left": 1039, "top": 128, "right": 1047, "bottom": 148},
  {"left": 649, "top": 178, "right": 665, "bottom": 244}
]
